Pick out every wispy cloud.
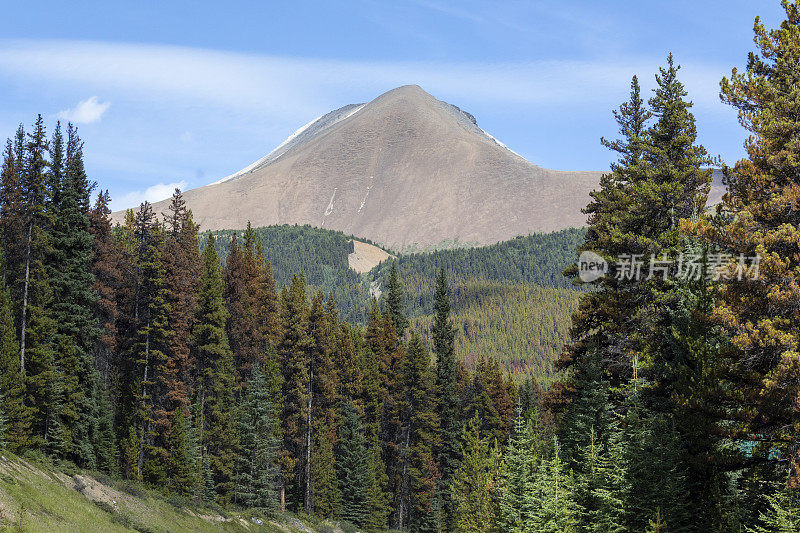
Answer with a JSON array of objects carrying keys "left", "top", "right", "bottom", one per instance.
[
  {"left": 0, "top": 39, "right": 728, "bottom": 114},
  {"left": 57, "top": 96, "right": 110, "bottom": 124},
  {"left": 0, "top": 39, "right": 737, "bottom": 209},
  {"left": 112, "top": 180, "right": 187, "bottom": 212}
]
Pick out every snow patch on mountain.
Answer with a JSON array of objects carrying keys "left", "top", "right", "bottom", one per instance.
[{"left": 211, "top": 103, "right": 366, "bottom": 185}]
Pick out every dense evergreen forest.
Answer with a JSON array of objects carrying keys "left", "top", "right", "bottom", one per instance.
[
  {"left": 206, "top": 225, "right": 373, "bottom": 323},
  {"left": 372, "top": 228, "right": 586, "bottom": 315},
  {"left": 205, "top": 225, "right": 585, "bottom": 384},
  {"left": 411, "top": 282, "right": 579, "bottom": 385},
  {"left": 1, "top": 3, "right": 800, "bottom": 531}
]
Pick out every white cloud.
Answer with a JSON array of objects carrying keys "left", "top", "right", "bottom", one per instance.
[
  {"left": 0, "top": 39, "right": 729, "bottom": 115},
  {"left": 57, "top": 95, "right": 110, "bottom": 124},
  {"left": 112, "top": 180, "right": 188, "bottom": 211}
]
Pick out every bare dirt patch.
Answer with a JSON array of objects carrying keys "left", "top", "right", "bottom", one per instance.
[{"left": 348, "top": 240, "right": 393, "bottom": 274}]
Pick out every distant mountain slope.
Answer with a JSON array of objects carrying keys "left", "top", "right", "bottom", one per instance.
[{"left": 114, "top": 85, "right": 604, "bottom": 250}]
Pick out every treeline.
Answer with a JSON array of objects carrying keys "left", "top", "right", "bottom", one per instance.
[{"left": 207, "top": 225, "right": 372, "bottom": 323}]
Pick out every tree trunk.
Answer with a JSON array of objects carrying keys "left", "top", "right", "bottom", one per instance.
[
  {"left": 19, "top": 222, "right": 31, "bottom": 374},
  {"left": 138, "top": 321, "right": 150, "bottom": 480},
  {"left": 397, "top": 424, "right": 411, "bottom": 530},
  {"left": 304, "top": 367, "right": 313, "bottom": 514}
]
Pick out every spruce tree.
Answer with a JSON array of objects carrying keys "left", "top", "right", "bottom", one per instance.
[
  {"left": 431, "top": 268, "right": 459, "bottom": 529},
  {"left": 753, "top": 480, "right": 800, "bottom": 533},
  {"left": 383, "top": 262, "right": 408, "bottom": 337},
  {"left": 574, "top": 426, "right": 625, "bottom": 533},
  {"left": 498, "top": 408, "right": 539, "bottom": 533},
  {"left": 193, "top": 233, "right": 237, "bottom": 504},
  {"left": 235, "top": 363, "right": 280, "bottom": 512},
  {"left": 524, "top": 438, "right": 580, "bottom": 533},
  {"left": 336, "top": 399, "right": 371, "bottom": 527},
  {"left": 451, "top": 415, "right": 499, "bottom": 533},
  {"left": 396, "top": 332, "right": 440, "bottom": 531},
  {"left": 49, "top": 125, "right": 105, "bottom": 468}
]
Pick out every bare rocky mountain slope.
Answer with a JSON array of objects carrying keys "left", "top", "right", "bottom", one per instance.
[{"left": 113, "top": 85, "right": 722, "bottom": 251}]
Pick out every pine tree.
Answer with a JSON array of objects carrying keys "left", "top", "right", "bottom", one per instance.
[
  {"left": 466, "top": 354, "right": 514, "bottom": 445},
  {"left": 432, "top": 268, "right": 459, "bottom": 529},
  {"left": 383, "top": 262, "right": 408, "bottom": 337},
  {"left": 0, "top": 131, "right": 26, "bottom": 336},
  {"left": 307, "top": 292, "right": 342, "bottom": 517},
  {"left": 118, "top": 203, "right": 173, "bottom": 483},
  {"left": 364, "top": 439, "right": 391, "bottom": 531},
  {"left": 310, "top": 419, "right": 340, "bottom": 517},
  {"left": 166, "top": 409, "right": 198, "bottom": 497},
  {"left": 160, "top": 189, "right": 200, "bottom": 415},
  {"left": 688, "top": 0, "right": 800, "bottom": 497},
  {"left": 224, "top": 225, "right": 267, "bottom": 387},
  {"left": 0, "top": 249, "right": 28, "bottom": 450},
  {"left": 255, "top": 237, "right": 280, "bottom": 347},
  {"left": 277, "top": 274, "right": 311, "bottom": 511},
  {"left": 309, "top": 292, "right": 340, "bottom": 451}
]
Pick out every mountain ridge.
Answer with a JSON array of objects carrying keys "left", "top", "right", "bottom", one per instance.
[{"left": 111, "top": 85, "right": 720, "bottom": 250}]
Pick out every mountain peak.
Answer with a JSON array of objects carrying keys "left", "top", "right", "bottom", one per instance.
[{"left": 113, "top": 86, "right": 603, "bottom": 250}]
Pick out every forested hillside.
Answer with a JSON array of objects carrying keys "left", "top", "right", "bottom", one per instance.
[
  {"left": 372, "top": 228, "right": 585, "bottom": 315},
  {"left": 205, "top": 225, "right": 375, "bottom": 323},
  {"left": 204, "top": 225, "right": 585, "bottom": 383},
  {"left": 411, "top": 282, "right": 579, "bottom": 384}
]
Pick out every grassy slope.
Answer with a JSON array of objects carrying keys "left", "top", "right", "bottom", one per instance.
[{"left": 0, "top": 454, "right": 317, "bottom": 533}]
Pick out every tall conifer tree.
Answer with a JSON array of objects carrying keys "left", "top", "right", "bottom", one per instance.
[
  {"left": 432, "top": 268, "right": 458, "bottom": 528},
  {"left": 193, "top": 233, "right": 238, "bottom": 504}
]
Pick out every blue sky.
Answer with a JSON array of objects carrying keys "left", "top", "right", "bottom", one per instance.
[{"left": 0, "top": 1, "right": 786, "bottom": 210}]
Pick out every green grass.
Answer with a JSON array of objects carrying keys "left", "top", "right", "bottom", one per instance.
[{"left": 0, "top": 454, "right": 302, "bottom": 532}]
